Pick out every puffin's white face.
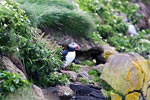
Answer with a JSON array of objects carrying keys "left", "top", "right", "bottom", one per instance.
[{"left": 68, "top": 42, "right": 80, "bottom": 50}]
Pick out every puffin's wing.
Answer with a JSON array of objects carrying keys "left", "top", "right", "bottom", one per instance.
[
  {"left": 62, "top": 50, "right": 68, "bottom": 56},
  {"left": 61, "top": 50, "right": 68, "bottom": 60},
  {"left": 73, "top": 59, "right": 81, "bottom": 64}
]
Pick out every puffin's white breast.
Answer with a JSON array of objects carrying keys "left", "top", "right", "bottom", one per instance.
[{"left": 64, "top": 51, "right": 76, "bottom": 67}]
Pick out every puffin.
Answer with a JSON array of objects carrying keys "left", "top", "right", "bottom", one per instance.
[{"left": 61, "top": 42, "right": 80, "bottom": 71}]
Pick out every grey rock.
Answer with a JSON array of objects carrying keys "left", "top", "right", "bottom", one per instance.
[
  {"left": 0, "top": 56, "right": 26, "bottom": 79},
  {"left": 77, "top": 71, "right": 90, "bottom": 81},
  {"left": 57, "top": 86, "right": 74, "bottom": 100},
  {"left": 32, "top": 85, "right": 46, "bottom": 100}
]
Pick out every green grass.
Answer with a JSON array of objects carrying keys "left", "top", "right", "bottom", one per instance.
[
  {"left": 18, "top": 1, "right": 95, "bottom": 38},
  {"left": 3, "top": 86, "right": 36, "bottom": 100},
  {"left": 66, "top": 63, "right": 80, "bottom": 73},
  {"left": 81, "top": 60, "right": 95, "bottom": 66},
  {"left": 16, "top": 0, "right": 77, "bottom": 10}
]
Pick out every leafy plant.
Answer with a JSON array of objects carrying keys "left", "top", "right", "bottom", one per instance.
[
  {"left": 0, "top": 0, "right": 31, "bottom": 55},
  {"left": 108, "top": 31, "right": 150, "bottom": 59},
  {"left": 77, "top": 0, "right": 150, "bottom": 59},
  {"left": 3, "top": 86, "right": 36, "bottom": 100},
  {"left": 0, "top": 0, "right": 65, "bottom": 87},
  {"left": 0, "top": 71, "right": 30, "bottom": 98},
  {"left": 78, "top": 77, "right": 89, "bottom": 84},
  {"left": 47, "top": 72, "right": 70, "bottom": 86},
  {"left": 66, "top": 63, "right": 80, "bottom": 73},
  {"left": 88, "top": 69, "right": 101, "bottom": 83},
  {"left": 19, "top": 35, "right": 63, "bottom": 87},
  {"left": 88, "top": 69, "right": 101, "bottom": 77},
  {"left": 81, "top": 60, "right": 95, "bottom": 67}
]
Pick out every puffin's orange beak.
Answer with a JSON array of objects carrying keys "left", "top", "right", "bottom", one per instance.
[{"left": 75, "top": 45, "right": 80, "bottom": 50}]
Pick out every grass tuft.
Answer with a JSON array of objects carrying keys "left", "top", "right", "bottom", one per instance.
[{"left": 18, "top": 1, "right": 95, "bottom": 38}]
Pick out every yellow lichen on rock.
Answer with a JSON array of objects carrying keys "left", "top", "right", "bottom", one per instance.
[
  {"left": 103, "top": 50, "right": 118, "bottom": 59},
  {"left": 110, "top": 92, "right": 122, "bottom": 100},
  {"left": 125, "top": 92, "right": 140, "bottom": 100},
  {"left": 129, "top": 53, "right": 150, "bottom": 96},
  {"left": 147, "top": 87, "right": 150, "bottom": 100},
  {"left": 101, "top": 53, "right": 150, "bottom": 99},
  {"left": 102, "top": 45, "right": 118, "bottom": 59},
  {"left": 126, "top": 61, "right": 144, "bottom": 94},
  {"left": 126, "top": 67, "right": 134, "bottom": 93},
  {"left": 127, "top": 92, "right": 141, "bottom": 100}
]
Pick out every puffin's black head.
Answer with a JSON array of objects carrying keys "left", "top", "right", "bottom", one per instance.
[{"left": 67, "top": 42, "right": 80, "bottom": 51}]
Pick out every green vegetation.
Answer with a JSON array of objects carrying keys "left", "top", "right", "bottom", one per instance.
[
  {"left": 0, "top": 71, "right": 29, "bottom": 98},
  {"left": 48, "top": 72, "right": 70, "bottom": 86},
  {"left": 0, "top": 0, "right": 64, "bottom": 88},
  {"left": 78, "top": 77, "right": 89, "bottom": 84},
  {"left": 88, "top": 69, "right": 101, "bottom": 77},
  {"left": 88, "top": 69, "right": 101, "bottom": 83},
  {"left": 20, "top": 35, "right": 63, "bottom": 87},
  {"left": 81, "top": 60, "right": 95, "bottom": 67},
  {"left": 66, "top": 63, "right": 80, "bottom": 73},
  {"left": 0, "top": 0, "right": 150, "bottom": 99},
  {"left": 0, "top": 0, "right": 31, "bottom": 55},
  {"left": 3, "top": 86, "right": 35, "bottom": 100},
  {"left": 77, "top": 0, "right": 150, "bottom": 58},
  {"left": 15, "top": 0, "right": 95, "bottom": 38},
  {"left": 16, "top": 0, "right": 77, "bottom": 10}
]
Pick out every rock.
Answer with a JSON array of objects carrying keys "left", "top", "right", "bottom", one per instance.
[
  {"left": 100, "top": 53, "right": 150, "bottom": 99},
  {"left": 139, "top": 39, "right": 150, "bottom": 44},
  {"left": 79, "top": 65, "right": 91, "bottom": 73},
  {"left": 48, "top": 33, "right": 103, "bottom": 52},
  {"left": 57, "top": 86, "right": 73, "bottom": 100},
  {"left": 136, "top": 2, "right": 150, "bottom": 29},
  {"left": 77, "top": 71, "right": 90, "bottom": 81},
  {"left": 146, "top": 34, "right": 150, "bottom": 41},
  {"left": 7, "top": 54, "right": 27, "bottom": 77},
  {"left": 92, "top": 64, "right": 104, "bottom": 73},
  {"left": 61, "top": 71, "right": 77, "bottom": 81},
  {"left": 102, "top": 45, "right": 118, "bottom": 59},
  {"left": 32, "top": 85, "right": 46, "bottom": 100},
  {"left": 69, "top": 84, "right": 106, "bottom": 100},
  {"left": 147, "top": 88, "right": 150, "bottom": 100},
  {"left": 42, "top": 87, "right": 60, "bottom": 100},
  {"left": 48, "top": 32, "right": 105, "bottom": 64},
  {"left": 110, "top": 92, "right": 122, "bottom": 100},
  {"left": 125, "top": 92, "right": 141, "bottom": 100},
  {"left": 0, "top": 56, "right": 26, "bottom": 79}
]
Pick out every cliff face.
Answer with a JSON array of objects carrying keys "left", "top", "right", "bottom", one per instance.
[{"left": 131, "top": 0, "right": 150, "bottom": 29}]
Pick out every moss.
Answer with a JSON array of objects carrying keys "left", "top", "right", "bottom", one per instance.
[
  {"left": 81, "top": 60, "right": 95, "bottom": 67},
  {"left": 3, "top": 86, "right": 36, "bottom": 100},
  {"left": 66, "top": 63, "right": 80, "bottom": 73},
  {"left": 78, "top": 77, "right": 89, "bottom": 84},
  {"left": 88, "top": 69, "right": 101, "bottom": 77}
]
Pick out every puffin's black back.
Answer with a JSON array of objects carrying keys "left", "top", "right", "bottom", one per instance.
[
  {"left": 61, "top": 49, "right": 68, "bottom": 61},
  {"left": 67, "top": 45, "right": 75, "bottom": 51}
]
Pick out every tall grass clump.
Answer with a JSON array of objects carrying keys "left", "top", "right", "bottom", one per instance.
[
  {"left": 16, "top": 0, "right": 77, "bottom": 10},
  {"left": 17, "top": 1, "right": 95, "bottom": 38}
]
